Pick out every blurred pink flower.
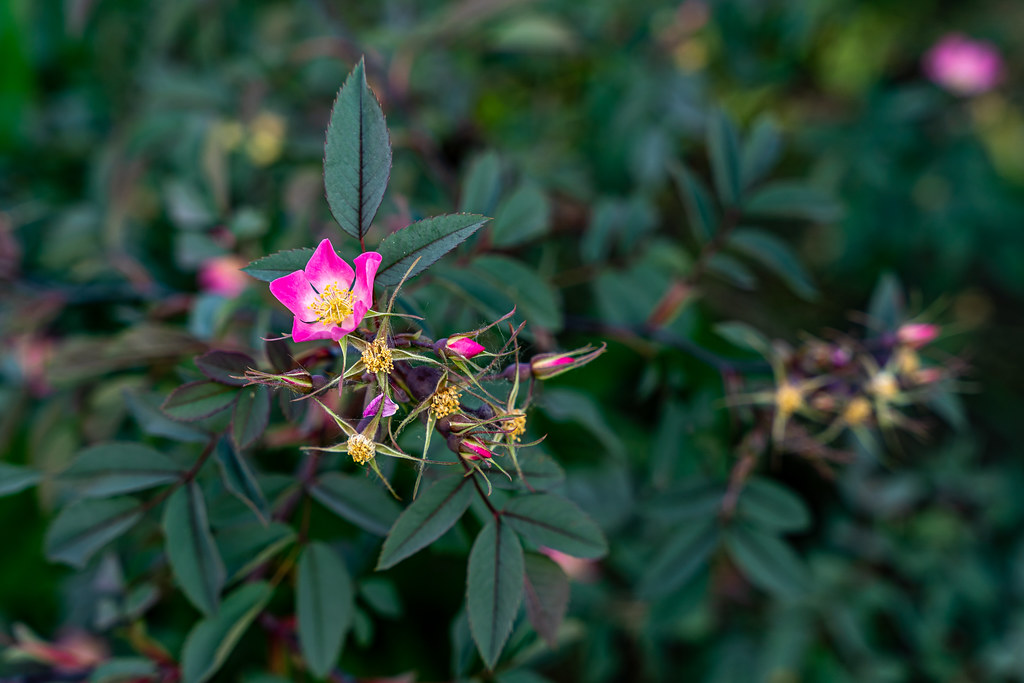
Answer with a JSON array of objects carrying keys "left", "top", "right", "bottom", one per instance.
[
  {"left": 923, "top": 34, "right": 1003, "bottom": 96},
  {"left": 540, "top": 547, "right": 599, "bottom": 583},
  {"left": 198, "top": 255, "right": 249, "bottom": 297},
  {"left": 9, "top": 625, "right": 107, "bottom": 673},
  {"left": 898, "top": 323, "right": 940, "bottom": 348}
]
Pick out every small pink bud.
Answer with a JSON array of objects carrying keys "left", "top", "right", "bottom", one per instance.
[
  {"left": 243, "top": 368, "right": 314, "bottom": 394},
  {"left": 539, "top": 547, "right": 599, "bottom": 583},
  {"left": 446, "top": 335, "right": 485, "bottom": 359},
  {"left": 363, "top": 393, "right": 399, "bottom": 418},
  {"left": 198, "top": 255, "right": 249, "bottom": 297},
  {"left": 459, "top": 437, "right": 494, "bottom": 461},
  {"left": 923, "top": 34, "right": 1003, "bottom": 96},
  {"left": 897, "top": 323, "right": 940, "bottom": 348},
  {"left": 530, "top": 344, "right": 606, "bottom": 380}
]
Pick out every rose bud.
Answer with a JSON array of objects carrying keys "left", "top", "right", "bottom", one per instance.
[
  {"left": 458, "top": 436, "right": 494, "bottom": 461},
  {"left": 897, "top": 323, "right": 940, "bottom": 348},
  {"left": 530, "top": 343, "right": 606, "bottom": 380},
  {"left": 243, "top": 368, "right": 315, "bottom": 394},
  {"left": 445, "top": 335, "right": 486, "bottom": 359}
]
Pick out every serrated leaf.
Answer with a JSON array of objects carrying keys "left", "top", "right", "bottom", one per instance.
[
  {"left": 741, "top": 115, "right": 783, "bottom": 188},
  {"left": 377, "top": 474, "right": 474, "bottom": 570},
  {"left": 164, "top": 483, "right": 226, "bottom": 615},
  {"left": 639, "top": 519, "right": 718, "bottom": 598},
  {"left": 162, "top": 381, "right": 238, "bottom": 422},
  {"left": 706, "top": 252, "right": 757, "bottom": 290},
  {"left": 0, "top": 462, "right": 42, "bottom": 497},
  {"left": 728, "top": 228, "right": 819, "bottom": 300},
  {"left": 45, "top": 497, "right": 143, "bottom": 568},
  {"left": 491, "top": 183, "right": 550, "bottom": 247},
  {"left": 725, "top": 523, "right": 809, "bottom": 599},
  {"left": 523, "top": 552, "right": 569, "bottom": 648},
  {"left": 242, "top": 248, "right": 313, "bottom": 282},
  {"left": 196, "top": 351, "right": 255, "bottom": 386},
  {"left": 310, "top": 472, "right": 401, "bottom": 536},
  {"left": 214, "top": 438, "right": 269, "bottom": 523},
  {"left": 707, "top": 109, "right": 743, "bottom": 206},
  {"left": 467, "top": 519, "right": 524, "bottom": 669},
  {"left": 736, "top": 478, "right": 811, "bottom": 533},
  {"left": 180, "top": 582, "right": 273, "bottom": 683},
  {"left": 324, "top": 58, "right": 392, "bottom": 241},
  {"left": 375, "top": 213, "right": 490, "bottom": 286},
  {"left": 744, "top": 182, "right": 842, "bottom": 223},
  {"left": 217, "top": 521, "right": 296, "bottom": 582},
  {"left": 60, "top": 442, "right": 182, "bottom": 497},
  {"left": 232, "top": 385, "right": 270, "bottom": 451},
  {"left": 669, "top": 162, "right": 718, "bottom": 243},
  {"left": 297, "top": 542, "right": 354, "bottom": 677},
  {"left": 459, "top": 151, "right": 502, "bottom": 215},
  {"left": 502, "top": 494, "right": 607, "bottom": 559}
]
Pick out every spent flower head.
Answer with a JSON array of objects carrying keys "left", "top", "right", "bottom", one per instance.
[{"left": 430, "top": 384, "right": 462, "bottom": 419}]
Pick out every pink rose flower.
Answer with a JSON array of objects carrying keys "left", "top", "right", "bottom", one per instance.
[
  {"left": 897, "top": 323, "right": 940, "bottom": 348},
  {"left": 269, "top": 239, "right": 381, "bottom": 342},
  {"left": 198, "top": 255, "right": 249, "bottom": 297},
  {"left": 923, "top": 34, "right": 1003, "bottom": 96},
  {"left": 364, "top": 393, "right": 398, "bottom": 418}
]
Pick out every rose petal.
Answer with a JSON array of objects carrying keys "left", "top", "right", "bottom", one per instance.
[
  {"left": 364, "top": 393, "right": 398, "bottom": 418},
  {"left": 351, "top": 251, "right": 382, "bottom": 310},
  {"left": 269, "top": 270, "right": 317, "bottom": 317},
  {"left": 305, "top": 239, "right": 355, "bottom": 293}
]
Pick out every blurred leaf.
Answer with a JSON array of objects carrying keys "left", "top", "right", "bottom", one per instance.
[
  {"left": 165, "top": 180, "right": 215, "bottom": 231},
  {"left": 89, "top": 657, "right": 158, "bottom": 683},
  {"left": 491, "top": 450, "right": 565, "bottom": 491},
  {"left": 707, "top": 109, "right": 743, "bottom": 206},
  {"left": 164, "top": 482, "right": 226, "bottom": 615},
  {"left": 736, "top": 478, "right": 812, "bottom": 533},
  {"left": 470, "top": 256, "right": 562, "bottom": 331},
  {"left": 491, "top": 14, "right": 577, "bottom": 53},
  {"left": 232, "top": 385, "right": 270, "bottom": 451},
  {"left": 180, "top": 582, "right": 273, "bottom": 683},
  {"left": 217, "top": 521, "right": 295, "bottom": 582},
  {"left": 359, "top": 577, "right": 402, "bottom": 618},
  {"left": 214, "top": 439, "right": 269, "bottom": 523},
  {"left": 60, "top": 442, "right": 182, "bottom": 497},
  {"left": 45, "top": 497, "right": 142, "bottom": 568},
  {"left": 539, "top": 388, "right": 625, "bottom": 460},
  {"left": 491, "top": 183, "right": 551, "bottom": 247},
  {"left": 927, "top": 386, "right": 967, "bottom": 431},
  {"left": 714, "top": 321, "right": 772, "bottom": 354},
  {"left": 196, "top": 351, "right": 255, "bottom": 387},
  {"left": 706, "top": 252, "right": 757, "bottom": 290},
  {"left": 0, "top": 462, "right": 41, "bottom": 497},
  {"left": 669, "top": 162, "right": 718, "bottom": 243},
  {"left": 377, "top": 474, "right": 474, "bottom": 570},
  {"left": 297, "top": 542, "right": 354, "bottom": 678},
  {"left": 867, "top": 273, "right": 904, "bottom": 333},
  {"left": 242, "top": 248, "right": 313, "bottom": 283},
  {"left": 503, "top": 494, "right": 607, "bottom": 559},
  {"left": 523, "top": 552, "right": 569, "bottom": 648},
  {"left": 162, "top": 381, "right": 238, "bottom": 422},
  {"left": 459, "top": 151, "right": 502, "bottom": 215},
  {"left": 126, "top": 391, "right": 209, "bottom": 443},
  {"left": 324, "top": 58, "right": 392, "bottom": 241},
  {"left": 497, "top": 671, "right": 554, "bottom": 683},
  {"left": 725, "top": 523, "right": 809, "bottom": 599},
  {"left": 310, "top": 472, "right": 401, "bottom": 536},
  {"left": 741, "top": 115, "right": 783, "bottom": 188},
  {"left": 745, "top": 182, "right": 843, "bottom": 223},
  {"left": 265, "top": 338, "right": 294, "bottom": 373},
  {"left": 467, "top": 519, "right": 524, "bottom": 669},
  {"left": 728, "top": 228, "right": 819, "bottom": 300},
  {"left": 376, "top": 214, "right": 490, "bottom": 286},
  {"left": 639, "top": 519, "right": 718, "bottom": 599},
  {"left": 642, "top": 477, "right": 726, "bottom": 522}
]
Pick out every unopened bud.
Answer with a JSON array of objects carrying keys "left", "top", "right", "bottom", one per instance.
[
  {"left": 897, "top": 323, "right": 940, "bottom": 349},
  {"left": 530, "top": 344, "right": 606, "bottom": 380},
  {"left": 445, "top": 335, "right": 486, "bottom": 359},
  {"left": 458, "top": 437, "right": 494, "bottom": 461},
  {"left": 244, "top": 368, "right": 314, "bottom": 394}
]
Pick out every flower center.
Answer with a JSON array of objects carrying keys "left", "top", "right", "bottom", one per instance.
[
  {"left": 309, "top": 282, "right": 354, "bottom": 326},
  {"left": 430, "top": 385, "right": 462, "bottom": 419},
  {"left": 347, "top": 433, "right": 376, "bottom": 465},
  {"left": 775, "top": 384, "right": 804, "bottom": 415},
  {"left": 362, "top": 338, "right": 394, "bottom": 374},
  {"left": 505, "top": 412, "right": 527, "bottom": 442}
]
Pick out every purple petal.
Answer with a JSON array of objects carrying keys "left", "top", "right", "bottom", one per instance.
[
  {"left": 305, "top": 239, "right": 354, "bottom": 293},
  {"left": 364, "top": 393, "right": 398, "bottom": 418}
]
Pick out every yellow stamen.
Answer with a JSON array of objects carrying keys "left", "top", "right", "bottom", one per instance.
[
  {"left": 895, "top": 348, "right": 920, "bottom": 375},
  {"left": 775, "top": 384, "right": 804, "bottom": 415},
  {"left": 347, "top": 433, "right": 376, "bottom": 465},
  {"left": 843, "top": 396, "right": 873, "bottom": 426},
  {"left": 505, "top": 412, "right": 527, "bottom": 442},
  {"left": 430, "top": 385, "right": 461, "bottom": 419},
  {"left": 362, "top": 338, "right": 394, "bottom": 374},
  {"left": 870, "top": 371, "right": 899, "bottom": 400},
  {"left": 308, "top": 282, "right": 354, "bottom": 327}
]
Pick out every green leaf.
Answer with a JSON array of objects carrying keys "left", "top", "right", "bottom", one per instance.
[
  {"left": 59, "top": 442, "right": 182, "bottom": 497},
  {"left": 163, "top": 482, "right": 226, "bottom": 615},
  {"left": 126, "top": 390, "right": 209, "bottom": 443},
  {"left": 491, "top": 183, "right": 551, "bottom": 247},
  {"left": 45, "top": 497, "right": 142, "bottom": 568},
  {"left": 297, "top": 542, "right": 355, "bottom": 677},
  {"left": 459, "top": 151, "right": 502, "bottom": 215},
  {"left": 728, "top": 228, "right": 819, "bottom": 300},
  {"left": 180, "top": 582, "right": 273, "bottom": 683},
  {"left": 196, "top": 350, "right": 255, "bottom": 387},
  {"left": 714, "top": 321, "right": 772, "bottom": 354},
  {"left": 642, "top": 477, "right": 725, "bottom": 522},
  {"left": 491, "top": 450, "right": 565, "bottom": 491},
  {"left": 217, "top": 521, "right": 296, "bottom": 582},
  {"left": 470, "top": 255, "right": 563, "bottom": 331},
  {"left": 639, "top": 519, "right": 718, "bottom": 598},
  {"left": 377, "top": 474, "right": 474, "bottom": 570},
  {"left": 0, "top": 462, "right": 42, "bottom": 497},
  {"left": 741, "top": 115, "right": 782, "bottom": 188},
  {"left": 310, "top": 472, "right": 401, "bottom": 536},
  {"left": 523, "top": 552, "right": 569, "bottom": 648},
  {"left": 214, "top": 438, "right": 269, "bottom": 523},
  {"left": 707, "top": 109, "right": 743, "bottom": 206},
  {"left": 242, "top": 248, "right": 313, "bottom": 282},
  {"left": 375, "top": 213, "right": 490, "bottom": 286},
  {"left": 867, "top": 272, "right": 904, "bottom": 333},
  {"left": 725, "top": 523, "right": 809, "bottom": 599},
  {"left": 162, "top": 381, "right": 238, "bottom": 422},
  {"left": 706, "top": 252, "right": 757, "bottom": 290},
  {"left": 89, "top": 657, "right": 158, "bottom": 683},
  {"left": 669, "top": 162, "right": 718, "bottom": 243},
  {"left": 744, "top": 182, "right": 843, "bottom": 223},
  {"left": 232, "top": 385, "right": 271, "bottom": 451},
  {"left": 467, "top": 519, "right": 525, "bottom": 670},
  {"left": 502, "top": 494, "right": 607, "bottom": 559},
  {"left": 323, "top": 58, "right": 392, "bottom": 241},
  {"left": 736, "top": 478, "right": 811, "bottom": 533}
]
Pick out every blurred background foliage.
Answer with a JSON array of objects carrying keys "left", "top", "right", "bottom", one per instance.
[{"left": 2, "top": 0, "right": 1024, "bottom": 681}]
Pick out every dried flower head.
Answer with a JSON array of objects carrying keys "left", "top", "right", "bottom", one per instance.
[{"left": 347, "top": 433, "right": 376, "bottom": 465}]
